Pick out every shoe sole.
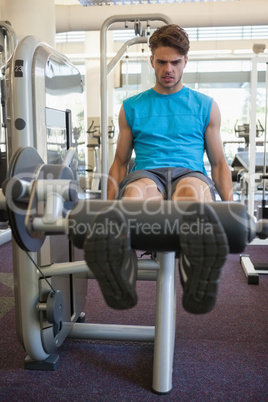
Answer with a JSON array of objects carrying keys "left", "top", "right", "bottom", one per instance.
[
  {"left": 83, "top": 208, "right": 137, "bottom": 310},
  {"left": 179, "top": 203, "right": 229, "bottom": 314}
]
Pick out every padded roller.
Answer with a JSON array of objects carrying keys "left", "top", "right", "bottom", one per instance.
[{"left": 68, "top": 200, "right": 255, "bottom": 254}]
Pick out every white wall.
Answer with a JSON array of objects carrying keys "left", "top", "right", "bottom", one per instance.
[{"left": 0, "top": 0, "right": 55, "bottom": 45}]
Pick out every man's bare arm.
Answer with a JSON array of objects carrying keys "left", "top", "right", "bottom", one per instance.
[
  {"left": 205, "top": 101, "right": 233, "bottom": 201},
  {"left": 107, "top": 106, "right": 133, "bottom": 200}
]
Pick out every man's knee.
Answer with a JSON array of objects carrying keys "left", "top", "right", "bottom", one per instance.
[
  {"left": 122, "top": 178, "right": 163, "bottom": 200},
  {"left": 172, "top": 177, "right": 213, "bottom": 202},
  {"left": 123, "top": 180, "right": 145, "bottom": 198}
]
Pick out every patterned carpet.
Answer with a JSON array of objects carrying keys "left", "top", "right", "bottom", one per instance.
[{"left": 0, "top": 240, "right": 268, "bottom": 401}]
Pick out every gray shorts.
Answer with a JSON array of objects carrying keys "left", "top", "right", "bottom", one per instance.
[{"left": 117, "top": 167, "right": 215, "bottom": 200}]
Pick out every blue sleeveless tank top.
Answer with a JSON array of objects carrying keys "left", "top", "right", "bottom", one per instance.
[{"left": 123, "top": 87, "right": 213, "bottom": 175}]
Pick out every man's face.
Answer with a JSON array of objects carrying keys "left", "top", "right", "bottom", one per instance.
[{"left": 150, "top": 46, "right": 188, "bottom": 94}]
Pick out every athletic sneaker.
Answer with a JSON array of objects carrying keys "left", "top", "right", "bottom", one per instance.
[
  {"left": 179, "top": 202, "right": 229, "bottom": 314},
  {"left": 84, "top": 208, "right": 138, "bottom": 310}
]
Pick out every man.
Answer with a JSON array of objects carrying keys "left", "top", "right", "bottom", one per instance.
[{"left": 84, "top": 24, "right": 233, "bottom": 314}]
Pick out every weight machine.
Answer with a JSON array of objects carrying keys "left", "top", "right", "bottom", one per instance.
[
  {"left": 5, "top": 34, "right": 84, "bottom": 264},
  {"left": 2, "top": 144, "right": 268, "bottom": 394}
]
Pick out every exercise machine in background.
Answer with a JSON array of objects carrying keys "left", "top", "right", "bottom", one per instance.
[
  {"left": 100, "top": 14, "right": 171, "bottom": 199},
  {"left": 239, "top": 57, "right": 268, "bottom": 283},
  {"left": 234, "top": 119, "right": 264, "bottom": 150}
]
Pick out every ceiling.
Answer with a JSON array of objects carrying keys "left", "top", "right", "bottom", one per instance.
[
  {"left": 55, "top": 0, "right": 237, "bottom": 5},
  {"left": 54, "top": 0, "right": 268, "bottom": 33},
  {"left": 55, "top": 0, "right": 78, "bottom": 4}
]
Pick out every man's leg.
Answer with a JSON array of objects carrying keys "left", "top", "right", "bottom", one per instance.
[
  {"left": 172, "top": 177, "right": 229, "bottom": 314},
  {"left": 84, "top": 178, "right": 163, "bottom": 310},
  {"left": 84, "top": 208, "right": 138, "bottom": 310}
]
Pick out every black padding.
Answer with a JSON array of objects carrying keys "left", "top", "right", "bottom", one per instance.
[
  {"left": 212, "top": 202, "right": 256, "bottom": 252},
  {"left": 68, "top": 200, "right": 255, "bottom": 254}
]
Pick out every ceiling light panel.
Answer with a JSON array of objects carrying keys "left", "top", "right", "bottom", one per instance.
[{"left": 78, "top": 0, "right": 237, "bottom": 6}]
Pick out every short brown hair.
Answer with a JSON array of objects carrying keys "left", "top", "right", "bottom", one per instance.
[{"left": 149, "top": 24, "right": 190, "bottom": 56}]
